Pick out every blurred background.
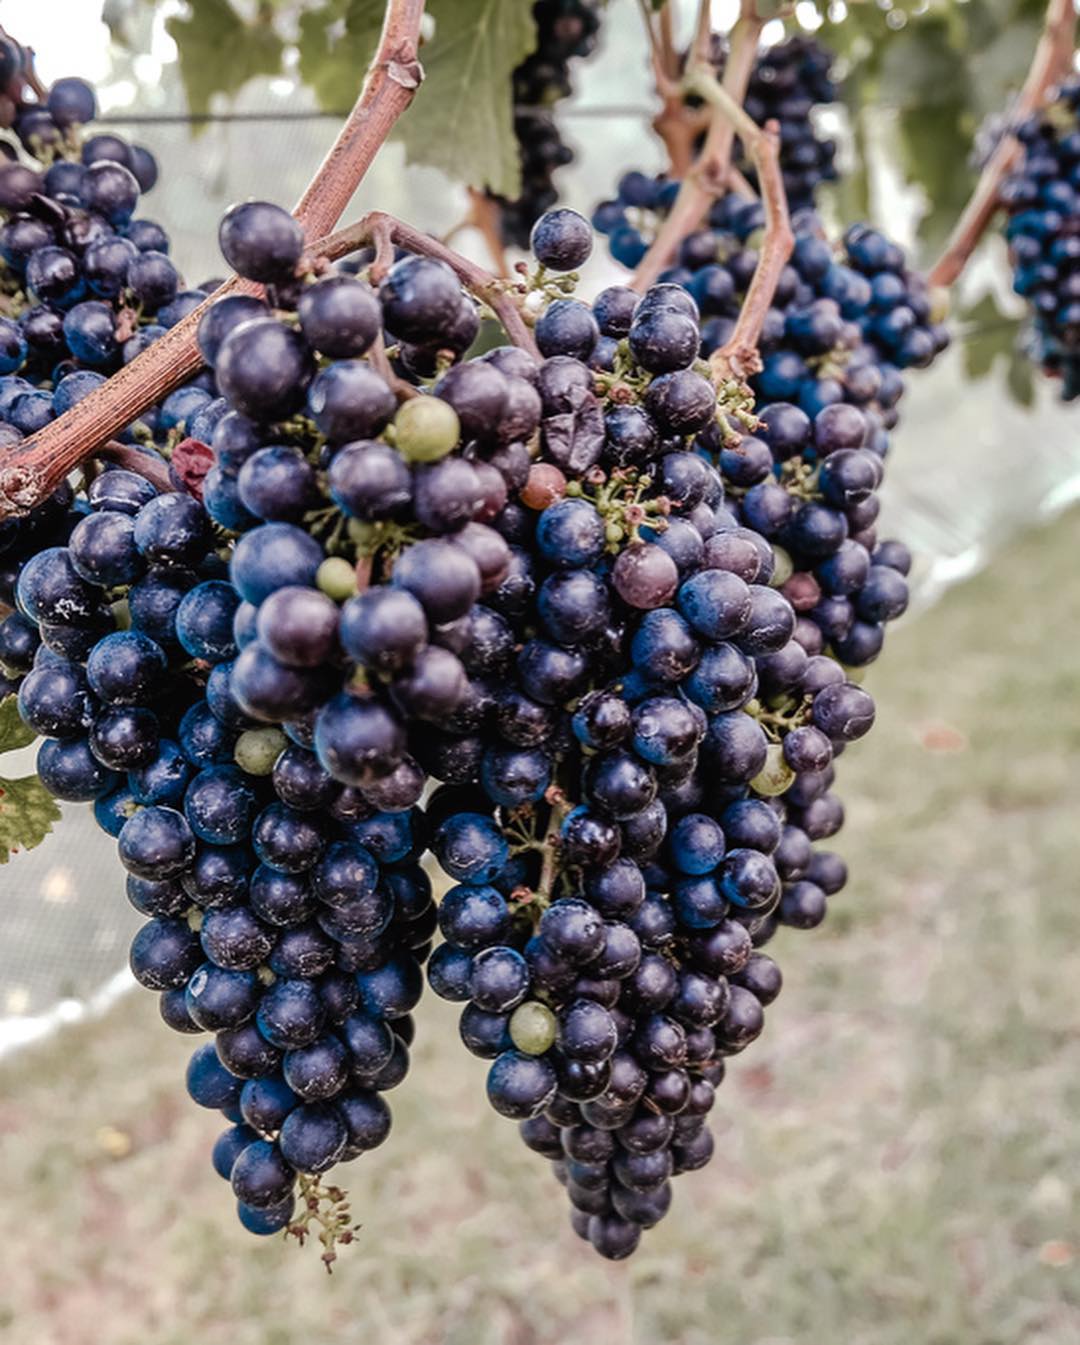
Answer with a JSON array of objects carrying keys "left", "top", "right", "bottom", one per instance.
[{"left": 1, "top": 0, "right": 1078, "bottom": 1341}]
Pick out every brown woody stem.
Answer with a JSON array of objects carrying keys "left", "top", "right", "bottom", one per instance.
[
  {"left": 631, "top": 2, "right": 764, "bottom": 292},
  {"left": 314, "top": 212, "right": 540, "bottom": 357},
  {"left": 675, "top": 65, "right": 794, "bottom": 380},
  {"left": 0, "top": 0, "right": 428, "bottom": 519},
  {"left": 97, "top": 440, "right": 174, "bottom": 491},
  {"left": 640, "top": 0, "right": 703, "bottom": 177},
  {"left": 927, "top": 0, "right": 1077, "bottom": 288},
  {"left": 466, "top": 188, "right": 511, "bottom": 279},
  {"left": 713, "top": 121, "right": 794, "bottom": 381},
  {"left": 291, "top": 0, "right": 425, "bottom": 240}
]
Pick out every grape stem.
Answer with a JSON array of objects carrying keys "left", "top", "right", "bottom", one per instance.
[
  {"left": 630, "top": 0, "right": 765, "bottom": 292},
  {"left": 927, "top": 0, "right": 1077, "bottom": 288},
  {"left": 0, "top": 0, "right": 428, "bottom": 519},
  {"left": 314, "top": 210, "right": 542, "bottom": 357},
  {"left": 682, "top": 67, "right": 794, "bottom": 381},
  {"left": 97, "top": 440, "right": 174, "bottom": 491},
  {"left": 535, "top": 826, "right": 561, "bottom": 908},
  {"left": 639, "top": 0, "right": 711, "bottom": 177},
  {"left": 727, "top": 164, "right": 758, "bottom": 201},
  {"left": 290, "top": 0, "right": 426, "bottom": 243},
  {"left": 367, "top": 330, "right": 420, "bottom": 402},
  {"left": 466, "top": 188, "right": 512, "bottom": 279}
]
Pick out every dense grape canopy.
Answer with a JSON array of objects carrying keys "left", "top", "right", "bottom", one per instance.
[{"left": 0, "top": 3, "right": 969, "bottom": 1268}]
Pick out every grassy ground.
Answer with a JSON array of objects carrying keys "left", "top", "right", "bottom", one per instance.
[{"left": 2, "top": 513, "right": 1080, "bottom": 1345}]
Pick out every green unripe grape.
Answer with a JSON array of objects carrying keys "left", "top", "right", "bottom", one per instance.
[
  {"left": 317, "top": 556, "right": 358, "bottom": 602},
  {"left": 394, "top": 396, "right": 460, "bottom": 463},
  {"left": 750, "top": 742, "right": 795, "bottom": 798},
  {"left": 769, "top": 545, "right": 794, "bottom": 588},
  {"left": 234, "top": 727, "right": 288, "bottom": 776},
  {"left": 509, "top": 1000, "right": 557, "bottom": 1055},
  {"left": 111, "top": 598, "right": 131, "bottom": 630}
]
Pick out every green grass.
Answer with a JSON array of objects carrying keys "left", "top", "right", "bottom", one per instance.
[{"left": 2, "top": 514, "right": 1080, "bottom": 1345}]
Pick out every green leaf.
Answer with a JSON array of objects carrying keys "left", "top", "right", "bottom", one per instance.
[
  {"left": 0, "top": 695, "right": 33, "bottom": 756},
  {"left": 0, "top": 774, "right": 60, "bottom": 863},
  {"left": 297, "top": 0, "right": 386, "bottom": 113},
  {"left": 166, "top": 0, "right": 285, "bottom": 120},
  {"left": 395, "top": 0, "right": 537, "bottom": 197}
]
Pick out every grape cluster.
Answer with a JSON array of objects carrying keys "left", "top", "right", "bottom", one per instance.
[
  {"left": 999, "top": 77, "right": 1080, "bottom": 398},
  {"left": 404, "top": 233, "right": 894, "bottom": 1258},
  {"left": 13, "top": 468, "right": 433, "bottom": 1244},
  {"left": 190, "top": 199, "right": 892, "bottom": 1255},
  {"left": 10, "top": 184, "right": 908, "bottom": 1260},
  {"left": 0, "top": 74, "right": 193, "bottom": 690},
  {"left": 740, "top": 35, "right": 840, "bottom": 212},
  {"left": 594, "top": 180, "right": 949, "bottom": 387},
  {"left": 487, "top": 0, "right": 602, "bottom": 249}
]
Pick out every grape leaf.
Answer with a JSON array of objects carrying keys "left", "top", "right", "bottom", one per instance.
[
  {"left": 0, "top": 695, "right": 33, "bottom": 755},
  {"left": 0, "top": 774, "right": 60, "bottom": 864},
  {"left": 297, "top": 0, "right": 385, "bottom": 113},
  {"left": 394, "top": 0, "right": 537, "bottom": 197},
  {"left": 166, "top": 0, "right": 285, "bottom": 120}
]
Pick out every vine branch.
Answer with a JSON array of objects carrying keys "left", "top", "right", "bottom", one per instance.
[
  {"left": 640, "top": 0, "right": 707, "bottom": 177},
  {"left": 0, "top": 0, "right": 428, "bottom": 519},
  {"left": 631, "top": 1, "right": 765, "bottom": 291},
  {"left": 315, "top": 211, "right": 541, "bottom": 358},
  {"left": 927, "top": 0, "right": 1077, "bottom": 288},
  {"left": 466, "top": 188, "right": 511, "bottom": 279},
  {"left": 680, "top": 65, "right": 793, "bottom": 380},
  {"left": 714, "top": 124, "right": 793, "bottom": 381},
  {"left": 291, "top": 0, "right": 425, "bottom": 240}
]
